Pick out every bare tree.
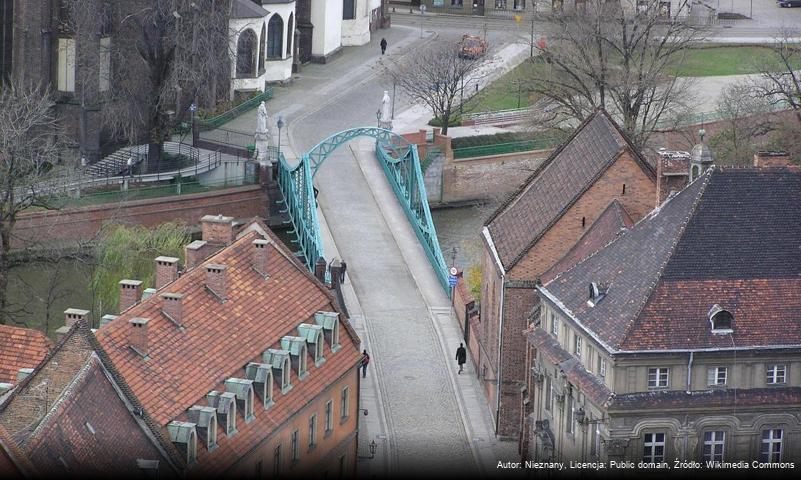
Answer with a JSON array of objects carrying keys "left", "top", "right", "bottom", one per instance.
[
  {"left": 103, "top": 0, "right": 232, "bottom": 168},
  {"left": 0, "top": 82, "right": 68, "bottom": 325},
  {"left": 708, "top": 83, "right": 776, "bottom": 165},
  {"left": 746, "top": 28, "right": 801, "bottom": 125},
  {"left": 382, "top": 41, "right": 487, "bottom": 135},
  {"left": 526, "top": 0, "right": 703, "bottom": 147}
]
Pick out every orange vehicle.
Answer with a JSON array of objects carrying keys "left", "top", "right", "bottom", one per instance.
[{"left": 459, "top": 34, "right": 486, "bottom": 59}]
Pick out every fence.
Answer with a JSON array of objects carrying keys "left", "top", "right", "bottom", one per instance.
[
  {"left": 195, "top": 88, "right": 274, "bottom": 131},
  {"left": 452, "top": 137, "right": 559, "bottom": 159}
]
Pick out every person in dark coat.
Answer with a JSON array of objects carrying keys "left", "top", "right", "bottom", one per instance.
[
  {"left": 456, "top": 343, "right": 467, "bottom": 374},
  {"left": 380, "top": 38, "right": 388, "bottom": 55},
  {"left": 361, "top": 350, "right": 370, "bottom": 378},
  {"left": 339, "top": 260, "right": 347, "bottom": 283}
]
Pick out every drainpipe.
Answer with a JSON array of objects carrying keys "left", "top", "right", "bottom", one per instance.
[{"left": 685, "top": 351, "right": 693, "bottom": 394}]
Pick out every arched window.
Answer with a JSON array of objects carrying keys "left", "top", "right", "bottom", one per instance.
[
  {"left": 236, "top": 29, "right": 257, "bottom": 76},
  {"left": 267, "top": 14, "right": 284, "bottom": 59},
  {"left": 259, "top": 22, "right": 266, "bottom": 73},
  {"left": 286, "top": 13, "right": 294, "bottom": 57}
]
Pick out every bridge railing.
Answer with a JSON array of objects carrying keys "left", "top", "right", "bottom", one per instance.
[{"left": 277, "top": 150, "right": 324, "bottom": 271}]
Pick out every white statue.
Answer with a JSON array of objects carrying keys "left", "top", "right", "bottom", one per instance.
[
  {"left": 381, "top": 90, "right": 391, "bottom": 123},
  {"left": 256, "top": 101, "right": 269, "bottom": 136}
]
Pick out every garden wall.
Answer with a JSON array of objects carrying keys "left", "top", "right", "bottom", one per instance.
[{"left": 13, "top": 185, "right": 267, "bottom": 249}]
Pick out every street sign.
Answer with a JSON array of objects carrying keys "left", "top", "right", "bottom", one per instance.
[
  {"left": 449, "top": 267, "right": 458, "bottom": 276},
  {"left": 448, "top": 275, "right": 458, "bottom": 287}
]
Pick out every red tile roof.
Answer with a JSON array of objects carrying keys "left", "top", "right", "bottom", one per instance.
[
  {"left": 485, "top": 110, "right": 655, "bottom": 269},
  {"left": 96, "top": 223, "right": 362, "bottom": 474},
  {"left": 0, "top": 425, "right": 35, "bottom": 478},
  {"left": 0, "top": 324, "right": 52, "bottom": 385}
]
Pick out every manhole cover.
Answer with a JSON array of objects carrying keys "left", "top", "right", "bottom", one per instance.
[{"left": 403, "top": 375, "right": 416, "bottom": 380}]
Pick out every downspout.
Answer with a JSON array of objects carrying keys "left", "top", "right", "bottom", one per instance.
[
  {"left": 483, "top": 226, "right": 506, "bottom": 435},
  {"left": 685, "top": 351, "right": 693, "bottom": 393}
]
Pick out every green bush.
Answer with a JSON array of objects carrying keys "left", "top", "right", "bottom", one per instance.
[
  {"left": 428, "top": 115, "right": 462, "bottom": 128},
  {"left": 451, "top": 131, "right": 546, "bottom": 149}
]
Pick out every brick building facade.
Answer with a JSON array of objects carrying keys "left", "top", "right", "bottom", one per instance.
[{"left": 476, "top": 111, "right": 659, "bottom": 440}]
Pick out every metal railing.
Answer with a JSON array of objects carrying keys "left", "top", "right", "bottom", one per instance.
[
  {"left": 195, "top": 88, "right": 274, "bottom": 131},
  {"left": 452, "top": 137, "right": 559, "bottom": 159}
]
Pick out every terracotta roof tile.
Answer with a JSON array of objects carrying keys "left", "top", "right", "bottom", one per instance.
[
  {"left": 0, "top": 324, "right": 52, "bottom": 385},
  {"left": 486, "top": 111, "right": 655, "bottom": 269}
]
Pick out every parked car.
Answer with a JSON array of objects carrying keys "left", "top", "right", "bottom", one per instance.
[
  {"left": 459, "top": 35, "right": 487, "bottom": 59},
  {"left": 779, "top": 0, "right": 801, "bottom": 6}
]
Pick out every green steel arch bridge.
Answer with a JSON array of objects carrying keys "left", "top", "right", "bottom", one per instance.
[{"left": 276, "top": 127, "right": 451, "bottom": 296}]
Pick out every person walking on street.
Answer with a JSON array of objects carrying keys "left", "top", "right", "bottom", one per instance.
[
  {"left": 456, "top": 343, "right": 467, "bottom": 374},
  {"left": 339, "top": 261, "right": 347, "bottom": 283},
  {"left": 361, "top": 350, "right": 370, "bottom": 378},
  {"left": 380, "top": 38, "right": 387, "bottom": 55}
]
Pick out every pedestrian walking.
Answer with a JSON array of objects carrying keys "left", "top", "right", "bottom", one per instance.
[
  {"left": 361, "top": 350, "right": 370, "bottom": 378},
  {"left": 456, "top": 343, "right": 467, "bottom": 374},
  {"left": 380, "top": 38, "right": 387, "bottom": 55},
  {"left": 339, "top": 260, "right": 347, "bottom": 283}
]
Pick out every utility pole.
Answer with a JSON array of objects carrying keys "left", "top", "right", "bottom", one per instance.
[{"left": 530, "top": 11, "right": 535, "bottom": 58}]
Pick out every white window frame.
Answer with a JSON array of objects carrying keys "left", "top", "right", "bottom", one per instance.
[
  {"left": 57, "top": 38, "right": 76, "bottom": 92},
  {"left": 647, "top": 367, "right": 669, "bottom": 389},
  {"left": 761, "top": 429, "right": 783, "bottom": 462},
  {"left": 290, "top": 429, "right": 299, "bottom": 461},
  {"left": 702, "top": 431, "right": 725, "bottom": 462},
  {"left": 766, "top": 365, "right": 786, "bottom": 385},
  {"left": 707, "top": 367, "right": 727, "bottom": 386},
  {"left": 550, "top": 313, "right": 558, "bottom": 337},
  {"left": 325, "top": 400, "right": 333, "bottom": 433},
  {"left": 643, "top": 432, "right": 666, "bottom": 462},
  {"left": 598, "top": 355, "right": 607, "bottom": 379},
  {"left": 308, "top": 414, "right": 317, "bottom": 448},
  {"left": 341, "top": 386, "right": 349, "bottom": 420},
  {"left": 574, "top": 334, "right": 582, "bottom": 360},
  {"left": 566, "top": 395, "right": 574, "bottom": 435}
]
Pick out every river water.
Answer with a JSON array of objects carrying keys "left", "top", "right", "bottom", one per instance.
[{"left": 430, "top": 199, "right": 502, "bottom": 273}]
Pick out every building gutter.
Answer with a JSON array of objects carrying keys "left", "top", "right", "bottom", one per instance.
[
  {"left": 483, "top": 227, "right": 505, "bottom": 434},
  {"left": 538, "top": 285, "right": 801, "bottom": 355}
]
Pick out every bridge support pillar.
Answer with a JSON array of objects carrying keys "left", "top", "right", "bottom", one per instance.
[{"left": 314, "top": 257, "right": 327, "bottom": 284}]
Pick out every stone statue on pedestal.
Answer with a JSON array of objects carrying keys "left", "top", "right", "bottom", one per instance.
[
  {"left": 378, "top": 90, "right": 393, "bottom": 130},
  {"left": 254, "top": 101, "right": 271, "bottom": 166}
]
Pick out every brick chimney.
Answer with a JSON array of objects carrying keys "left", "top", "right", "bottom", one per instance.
[
  {"left": 201, "top": 214, "right": 234, "bottom": 245},
  {"left": 655, "top": 149, "right": 691, "bottom": 206},
  {"left": 128, "top": 317, "right": 150, "bottom": 358},
  {"left": 155, "top": 256, "right": 180, "bottom": 289},
  {"left": 161, "top": 293, "right": 184, "bottom": 326},
  {"left": 252, "top": 239, "right": 270, "bottom": 277},
  {"left": 185, "top": 240, "right": 208, "bottom": 270},
  {"left": 754, "top": 151, "right": 792, "bottom": 167},
  {"left": 119, "top": 280, "right": 143, "bottom": 312},
  {"left": 205, "top": 264, "right": 227, "bottom": 301},
  {"left": 64, "top": 308, "right": 90, "bottom": 327}
]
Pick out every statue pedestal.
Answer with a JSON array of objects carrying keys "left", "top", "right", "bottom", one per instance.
[
  {"left": 378, "top": 120, "right": 393, "bottom": 130},
  {"left": 254, "top": 132, "right": 271, "bottom": 167}
]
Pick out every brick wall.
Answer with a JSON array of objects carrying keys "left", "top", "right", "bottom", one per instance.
[
  {"left": 13, "top": 185, "right": 267, "bottom": 249},
  {"left": 441, "top": 149, "right": 551, "bottom": 204}
]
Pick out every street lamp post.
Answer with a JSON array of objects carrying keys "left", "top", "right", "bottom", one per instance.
[
  {"left": 376, "top": 109, "right": 381, "bottom": 128},
  {"left": 276, "top": 116, "right": 285, "bottom": 181}
]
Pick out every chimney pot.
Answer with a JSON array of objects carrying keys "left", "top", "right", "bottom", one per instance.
[
  {"left": 119, "top": 280, "right": 143, "bottom": 312},
  {"left": 161, "top": 293, "right": 185, "bottom": 326},
  {"left": 155, "top": 256, "right": 180, "bottom": 289},
  {"left": 252, "top": 239, "right": 270, "bottom": 277},
  {"left": 128, "top": 317, "right": 150, "bottom": 358},
  {"left": 185, "top": 240, "right": 208, "bottom": 270},
  {"left": 314, "top": 257, "right": 327, "bottom": 283},
  {"left": 100, "top": 314, "right": 118, "bottom": 328},
  {"left": 64, "top": 308, "right": 90, "bottom": 327},
  {"left": 205, "top": 264, "right": 227, "bottom": 301},
  {"left": 201, "top": 214, "right": 235, "bottom": 245}
]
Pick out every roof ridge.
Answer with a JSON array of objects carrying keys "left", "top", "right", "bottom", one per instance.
[{"left": 617, "top": 167, "right": 715, "bottom": 349}]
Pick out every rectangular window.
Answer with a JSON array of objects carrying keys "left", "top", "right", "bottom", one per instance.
[
  {"left": 766, "top": 365, "right": 786, "bottom": 385},
  {"left": 761, "top": 429, "right": 783, "bottom": 462},
  {"left": 647, "top": 368, "right": 669, "bottom": 389},
  {"left": 99, "top": 37, "right": 111, "bottom": 92},
  {"left": 341, "top": 386, "right": 349, "bottom": 420},
  {"left": 343, "top": 0, "right": 355, "bottom": 20},
  {"left": 591, "top": 425, "right": 601, "bottom": 457},
  {"left": 643, "top": 433, "right": 666, "bottom": 462},
  {"left": 598, "top": 354, "right": 607, "bottom": 379},
  {"left": 702, "top": 431, "right": 725, "bottom": 462},
  {"left": 308, "top": 414, "right": 317, "bottom": 448},
  {"left": 325, "top": 400, "right": 333, "bottom": 432},
  {"left": 574, "top": 334, "right": 582, "bottom": 360},
  {"left": 544, "top": 375, "right": 552, "bottom": 411},
  {"left": 566, "top": 396, "right": 574, "bottom": 435},
  {"left": 707, "top": 367, "right": 727, "bottom": 386},
  {"left": 57, "top": 38, "right": 76, "bottom": 92},
  {"left": 273, "top": 444, "right": 282, "bottom": 477},
  {"left": 550, "top": 313, "right": 558, "bottom": 337},
  {"left": 451, "top": 0, "right": 464, "bottom": 6},
  {"left": 291, "top": 429, "right": 299, "bottom": 461}
]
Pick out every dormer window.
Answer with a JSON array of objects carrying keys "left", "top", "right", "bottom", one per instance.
[
  {"left": 314, "top": 311, "right": 341, "bottom": 352},
  {"left": 708, "top": 304, "right": 733, "bottom": 333},
  {"left": 207, "top": 391, "right": 237, "bottom": 437},
  {"left": 246, "top": 363, "right": 275, "bottom": 409},
  {"left": 298, "top": 323, "right": 326, "bottom": 367},
  {"left": 167, "top": 421, "right": 198, "bottom": 464},
  {"left": 587, "top": 282, "right": 607, "bottom": 307},
  {"left": 264, "top": 349, "right": 292, "bottom": 394},
  {"left": 281, "top": 336, "right": 309, "bottom": 380},
  {"left": 188, "top": 406, "right": 218, "bottom": 451},
  {"left": 225, "top": 378, "right": 256, "bottom": 423}
]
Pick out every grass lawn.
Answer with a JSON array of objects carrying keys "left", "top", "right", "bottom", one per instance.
[
  {"left": 667, "top": 46, "right": 801, "bottom": 77},
  {"left": 461, "top": 58, "right": 546, "bottom": 113}
]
